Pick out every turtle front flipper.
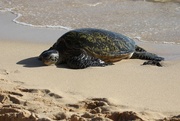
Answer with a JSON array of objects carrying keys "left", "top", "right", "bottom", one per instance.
[
  {"left": 131, "top": 52, "right": 164, "bottom": 61},
  {"left": 67, "top": 51, "right": 110, "bottom": 69}
]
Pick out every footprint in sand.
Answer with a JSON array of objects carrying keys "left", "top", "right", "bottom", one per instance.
[
  {"left": 18, "top": 88, "right": 63, "bottom": 99},
  {"left": 0, "top": 90, "right": 24, "bottom": 105},
  {"left": 0, "top": 87, "right": 65, "bottom": 121},
  {"left": 66, "top": 98, "right": 144, "bottom": 121}
]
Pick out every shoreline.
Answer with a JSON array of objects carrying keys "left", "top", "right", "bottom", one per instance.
[
  {"left": 1, "top": 9, "right": 180, "bottom": 45},
  {"left": 0, "top": 7, "right": 72, "bottom": 30},
  {"left": 0, "top": 12, "right": 67, "bottom": 43},
  {"left": 0, "top": 11, "right": 180, "bottom": 120}
]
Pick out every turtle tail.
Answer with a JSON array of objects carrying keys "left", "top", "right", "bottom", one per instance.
[{"left": 131, "top": 52, "right": 164, "bottom": 61}]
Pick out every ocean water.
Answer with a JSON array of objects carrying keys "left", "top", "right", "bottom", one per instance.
[{"left": 0, "top": 0, "right": 180, "bottom": 44}]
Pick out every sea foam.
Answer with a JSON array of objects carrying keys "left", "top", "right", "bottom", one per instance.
[{"left": 0, "top": 7, "right": 72, "bottom": 31}]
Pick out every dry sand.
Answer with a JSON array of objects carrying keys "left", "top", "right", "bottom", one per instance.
[{"left": 1, "top": 13, "right": 180, "bottom": 121}]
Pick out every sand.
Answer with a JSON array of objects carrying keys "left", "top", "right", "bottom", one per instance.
[{"left": 1, "top": 13, "right": 180, "bottom": 121}]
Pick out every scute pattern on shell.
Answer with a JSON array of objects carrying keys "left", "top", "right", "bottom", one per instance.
[{"left": 60, "top": 28, "right": 136, "bottom": 57}]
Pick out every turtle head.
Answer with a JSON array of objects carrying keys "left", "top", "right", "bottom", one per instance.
[{"left": 39, "top": 50, "right": 59, "bottom": 66}]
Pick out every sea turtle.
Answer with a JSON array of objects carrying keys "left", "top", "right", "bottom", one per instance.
[{"left": 39, "top": 28, "right": 164, "bottom": 69}]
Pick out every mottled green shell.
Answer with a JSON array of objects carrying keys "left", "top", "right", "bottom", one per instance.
[{"left": 54, "top": 28, "right": 136, "bottom": 62}]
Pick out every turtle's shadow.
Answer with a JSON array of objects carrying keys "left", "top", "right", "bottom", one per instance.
[
  {"left": 17, "top": 57, "right": 44, "bottom": 67},
  {"left": 17, "top": 57, "right": 70, "bottom": 68},
  {"left": 56, "top": 64, "right": 70, "bottom": 69}
]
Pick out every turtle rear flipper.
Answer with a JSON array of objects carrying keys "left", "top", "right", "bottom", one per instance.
[
  {"left": 67, "top": 51, "right": 110, "bottom": 69},
  {"left": 143, "top": 60, "right": 163, "bottom": 67},
  {"left": 131, "top": 52, "right": 164, "bottom": 61}
]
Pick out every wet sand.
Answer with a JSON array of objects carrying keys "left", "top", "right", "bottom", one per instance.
[{"left": 0, "top": 12, "right": 180, "bottom": 120}]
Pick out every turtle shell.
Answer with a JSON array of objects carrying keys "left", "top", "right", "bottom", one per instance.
[{"left": 53, "top": 28, "right": 136, "bottom": 62}]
